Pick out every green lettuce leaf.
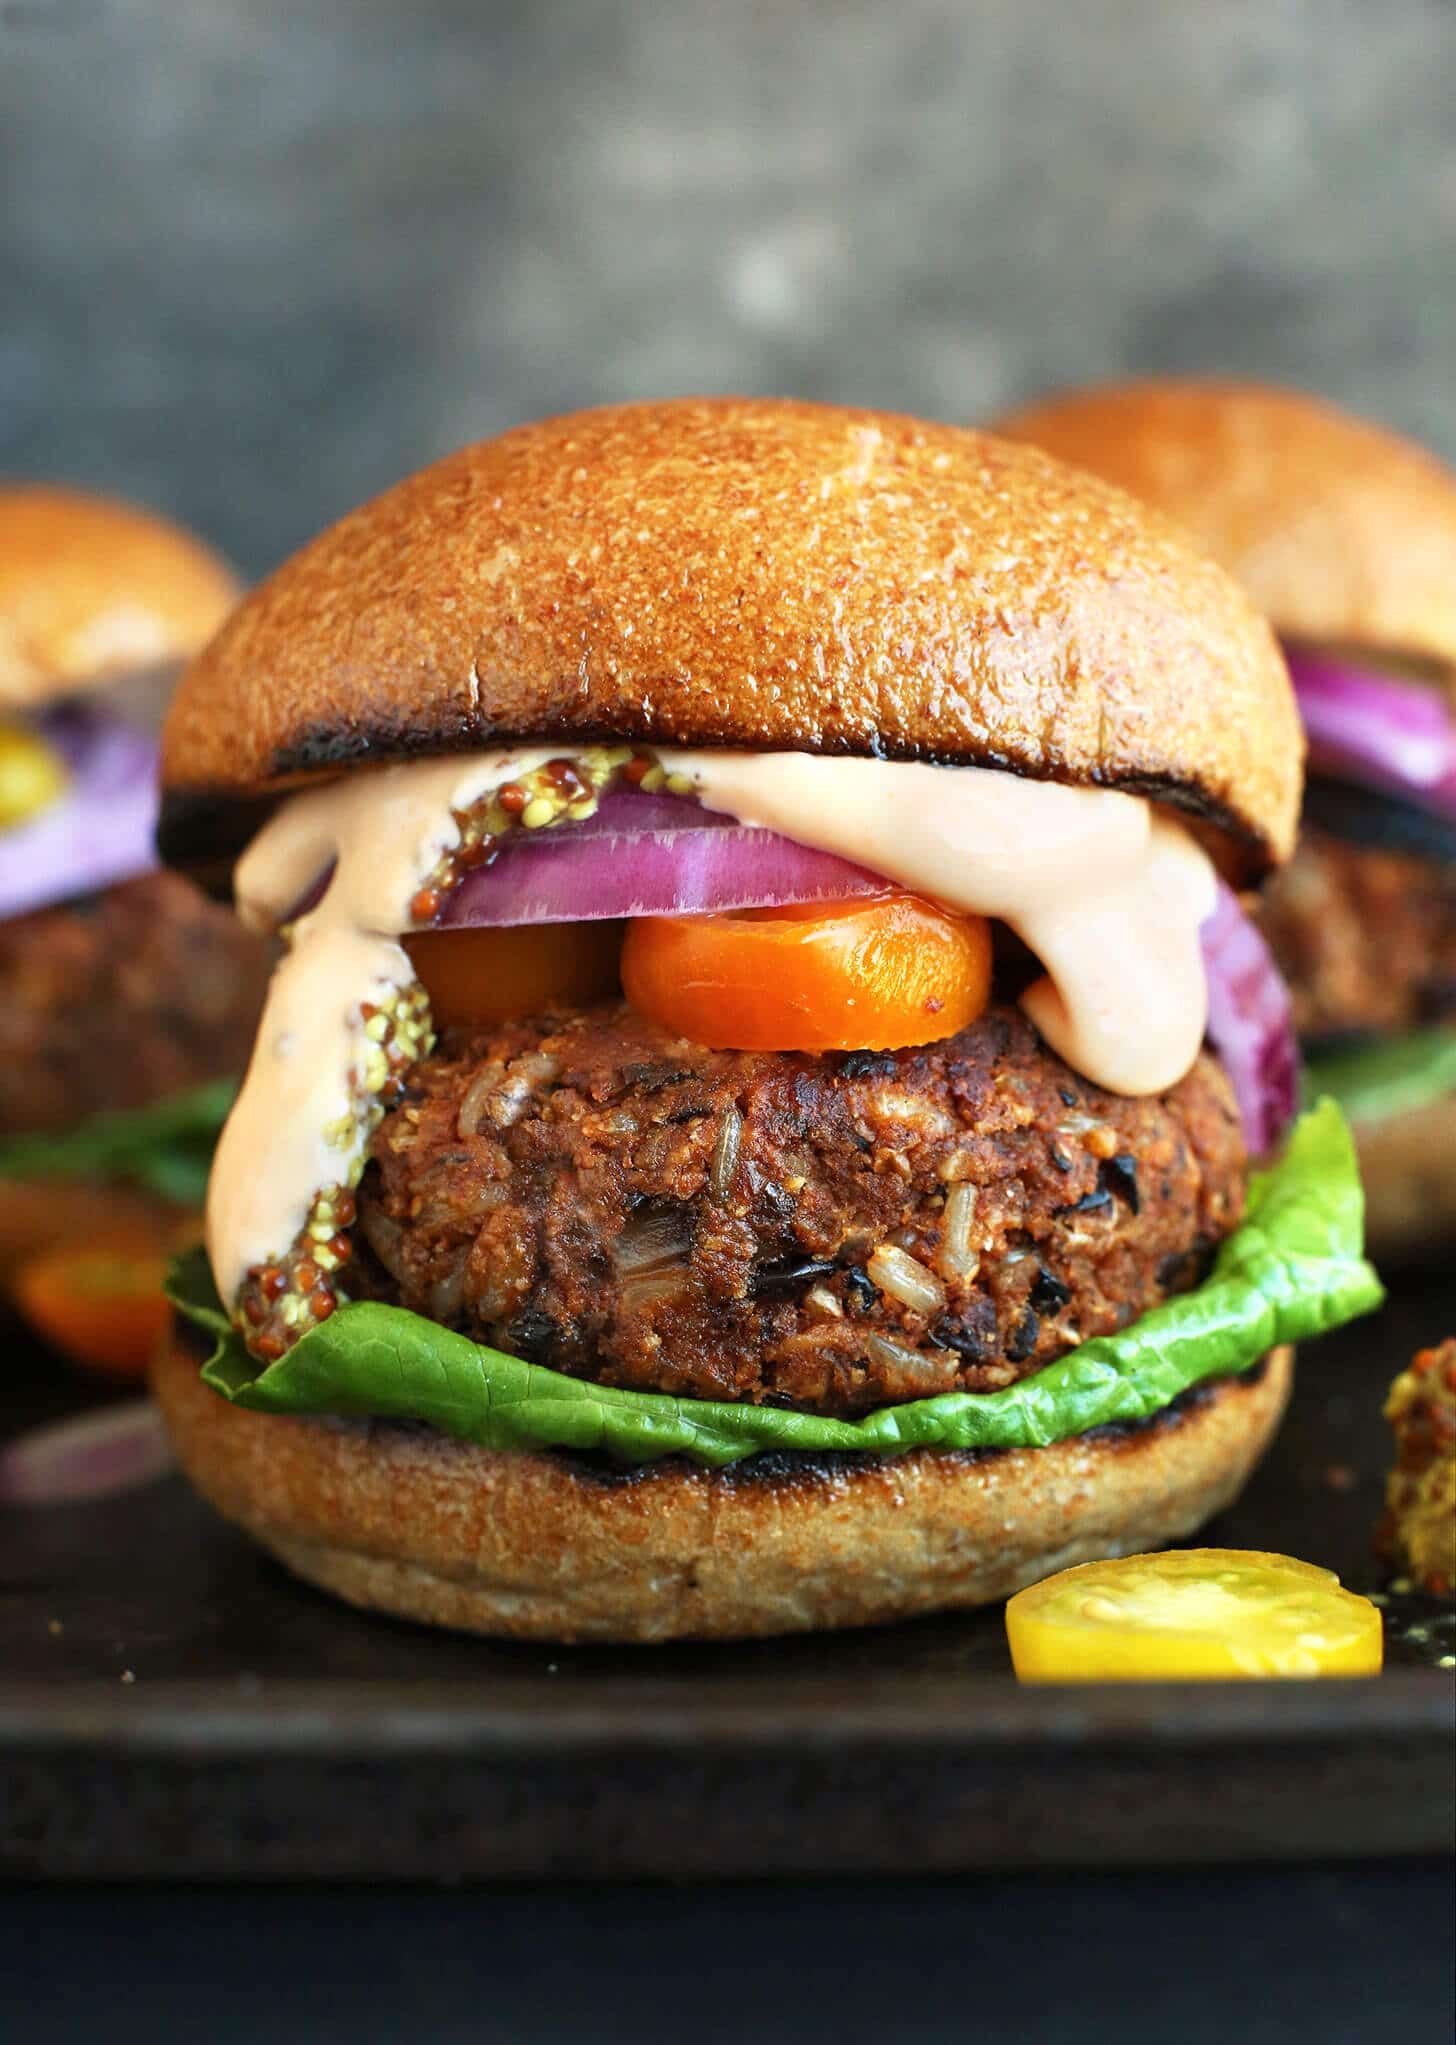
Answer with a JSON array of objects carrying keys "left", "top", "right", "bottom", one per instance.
[
  {"left": 1303, "top": 1027, "right": 1456, "bottom": 1127},
  {"left": 166, "top": 1099, "right": 1382, "bottom": 1470},
  {"left": 0, "top": 1078, "right": 237, "bottom": 1207}
]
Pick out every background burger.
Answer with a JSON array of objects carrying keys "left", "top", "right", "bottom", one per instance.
[
  {"left": 994, "top": 382, "right": 1456, "bottom": 1264},
  {"left": 0, "top": 485, "right": 273, "bottom": 1363},
  {"left": 154, "top": 399, "right": 1379, "bottom": 1641}
]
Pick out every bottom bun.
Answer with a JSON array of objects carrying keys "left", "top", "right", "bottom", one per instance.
[
  {"left": 0, "top": 1177, "right": 185, "bottom": 1282},
  {"left": 153, "top": 1328, "right": 1294, "bottom": 1642},
  {"left": 1352, "top": 1090, "right": 1456, "bottom": 1266}
]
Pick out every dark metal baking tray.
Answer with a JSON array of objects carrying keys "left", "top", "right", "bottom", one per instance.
[{"left": 2, "top": 1274, "right": 1452, "bottom": 1881}]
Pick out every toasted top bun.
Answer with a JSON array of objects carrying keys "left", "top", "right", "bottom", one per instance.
[
  {"left": 0, "top": 485, "right": 241, "bottom": 711},
  {"left": 994, "top": 381, "right": 1456, "bottom": 682},
  {"left": 159, "top": 398, "right": 1298, "bottom": 882}
]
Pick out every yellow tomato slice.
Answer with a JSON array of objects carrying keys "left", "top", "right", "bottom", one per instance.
[
  {"left": 1006, "top": 1549, "right": 1384, "bottom": 1682},
  {"left": 405, "top": 921, "right": 624, "bottom": 1029}
]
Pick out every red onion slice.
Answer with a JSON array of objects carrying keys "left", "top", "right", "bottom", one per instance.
[
  {"left": 1200, "top": 882, "right": 1299, "bottom": 1156},
  {"left": 0, "top": 1399, "right": 174, "bottom": 1508},
  {"left": 1286, "top": 651, "right": 1456, "bottom": 818},
  {"left": 0, "top": 708, "right": 159, "bottom": 920},
  {"left": 440, "top": 788, "right": 884, "bottom": 926}
]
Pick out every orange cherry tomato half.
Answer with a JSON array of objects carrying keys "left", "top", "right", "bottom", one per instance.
[
  {"left": 621, "top": 892, "right": 993, "bottom": 1052},
  {"left": 14, "top": 1238, "right": 174, "bottom": 1380},
  {"left": 405, "top": 921, "right": 625, "bottom": 1030}
]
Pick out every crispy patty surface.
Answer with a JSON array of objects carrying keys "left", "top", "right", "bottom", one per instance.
[
  {"left": 0, "top": 870, "right": 273, "bottom": 1137},
  {"left": 1259, "top": 818, "right": 1456, "bottom": 1044},
  {"left": 356, "top": 1002, "right": 1246, "bottom": 1417}
]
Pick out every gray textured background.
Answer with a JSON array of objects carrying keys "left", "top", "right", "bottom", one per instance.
[{"left": 2, "top": 0, "right": 1453, "bottom": 577}]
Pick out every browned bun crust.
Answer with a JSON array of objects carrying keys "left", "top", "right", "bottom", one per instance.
[
  {"left": 1351, "top": 1087, "right": 1456, "bottom": 1267},
  {"left": 994, "top": 381, "right": 1456, "bottom": 683},
  {"left": 159, "top": 399, "right": 1298, "bottom": 882},
  {"left": 0, "top": 485, "right": 241, "bottom": 709},
  {"left": 0, "top": 1177, "right": 186, "bottom": 1283},
  {"left": 152, "top": 1327, "right": 1292, "bottom": 1642}
]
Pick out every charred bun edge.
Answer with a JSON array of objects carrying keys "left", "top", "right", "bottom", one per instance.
[
  {"left": 157, "top": 735, "right": 1273, "bottom": 889},
  {"left": 546, "top": 1355, "right": 1274, "bottom": 1492},
  {"left": 168, "top": 1311, "right": 1272, "bottom": 1491},
  {"left": 153, "top": 1323, "right": 1293, "bottom": 1642}
]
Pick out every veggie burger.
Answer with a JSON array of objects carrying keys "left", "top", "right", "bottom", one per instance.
[
  {"left": 0, "top": 486, "right": 269, "bottom": 1271},
  {"left": 995, "top": 381, "right": 1456, "bottom": 1262},
  {"left": 155, "top": 400, "right": 1380, "bottom": 1641}
]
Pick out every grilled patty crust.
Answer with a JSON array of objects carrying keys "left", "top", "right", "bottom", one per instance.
[
  {"left": 0, "top": 870, "right": 272, "bottom": 1137},
  {"left": 1259, "top": 821, "right": 1456, "bottom": 1042},
  {"left": 355, "top": 1002, "right": 1247, "bottom": 1418}
]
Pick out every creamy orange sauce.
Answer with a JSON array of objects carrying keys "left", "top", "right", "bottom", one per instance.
[
  {"left": 212, "top": 749, "right": 561, "bottom": 1299},
  {"left": 677, "top": 753, "right": 1216, "bottom": 1096},
  {"left": 207, "top": 748, "right": 1215, "bottom": 1305}
]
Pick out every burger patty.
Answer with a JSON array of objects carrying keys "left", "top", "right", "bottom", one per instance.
[
  {"left": 0, "top": 870, "right": 273, "bottom": 1138},
  {"left": 356, "top": 1002, "right": 1246, "bottom": 1418},
  {"left": 1258, "top": 823, "right": 1456, "bottom": 1042}
]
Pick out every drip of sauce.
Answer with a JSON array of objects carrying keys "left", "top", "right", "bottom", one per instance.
[
  {"left": 675, "top": 752, "right": 1216, "bottom": 1098},
  {"left": 211, "top": 750, "right": 556, "bottom": 1300},
  {"left": 206, "top": 925, "right": 416, "bottom": 1307},
  {"left": 208, "top": 747, "right": 1215, "bottom": 1308}
]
